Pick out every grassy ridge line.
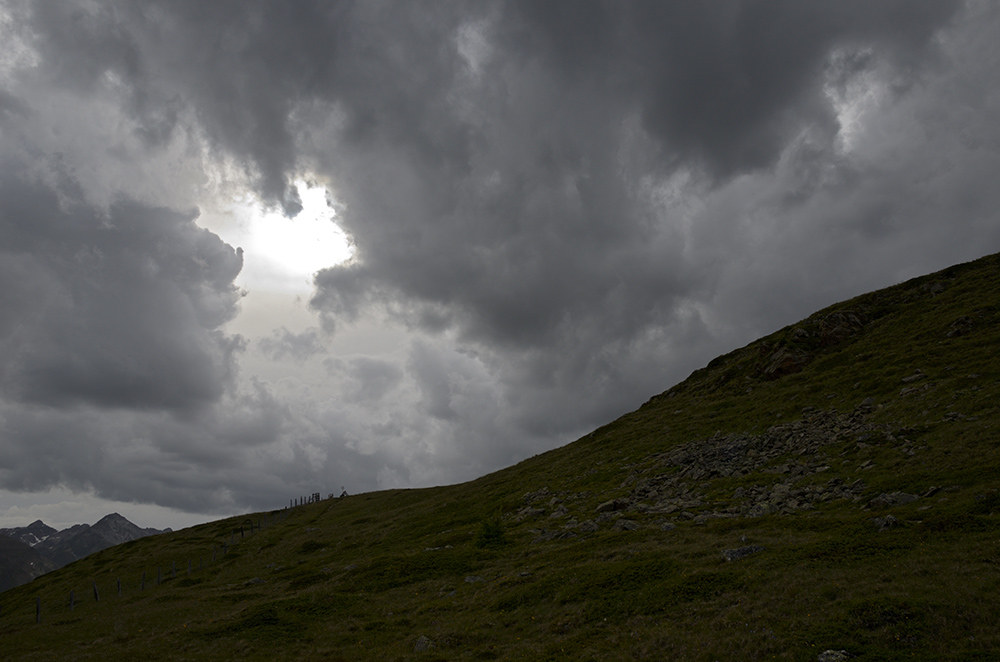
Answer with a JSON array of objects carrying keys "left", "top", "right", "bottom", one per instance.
[{"left": 0, "top": 252, "right": 999, "bottom": 660}]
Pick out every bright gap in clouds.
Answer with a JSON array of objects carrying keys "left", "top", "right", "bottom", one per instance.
[
  {"left": 205, "top": 180, "right": 353, "bottom": 295},
  {"left": 249, "top": 182, "right": 353, "bottom": 283}
]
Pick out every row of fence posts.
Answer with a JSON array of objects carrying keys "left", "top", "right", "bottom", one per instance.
[
  {"left": 290, "top": 492, "right": 325, "bottom": 508},
  {"left": 7, "top": 508, "right": 297, "bottom": 624}
]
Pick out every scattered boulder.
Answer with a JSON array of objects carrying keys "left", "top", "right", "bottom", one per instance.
[
  {"left": 946, "top": 316, "right": 974, "bottom": 337},
  {"left": 817, "top": 650, "right": 851, "bottom": 662},
  {"left": 612, "top": 519, "right": 639, "bottom": 532},
  {"left": 595, "top": 498, "right": 630, "bottom": 513},
  {"left": 512, "top": 506, "right": 546, "bottom": 521},
  {"left": 414, "top": 635, "right": 434, "bottom": 652},
  {"left": 722, "top": 545, "right": 765, "bottom": 562},
  {"left": 871, "top": 515, "right": 899, "bottom": 532},
  {"left": 759, "top": 346, "right": 812, "bottom": 379},
  {"left": 817, "top": 311, "right": 865, "bottom": 345},
  {"left": 613, "top": 407, "right": 888, "bottom": 523},
  {"left": 531, "top": 529, "right": 577, "bottom": 544},
  {"left": 868, "top": 492, "right": 919, "bottom": 509},
  {"left": 520, "top": 405, "right": 925, "bottom": 545}
]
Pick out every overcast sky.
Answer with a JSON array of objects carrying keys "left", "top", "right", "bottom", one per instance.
[{"left": 1, "top": 1, "right": 998, "bottom": 531}]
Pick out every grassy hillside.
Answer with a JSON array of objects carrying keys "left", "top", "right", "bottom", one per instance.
[{"left": 2, "top": 253, "right": 1000, "bottom": 661}]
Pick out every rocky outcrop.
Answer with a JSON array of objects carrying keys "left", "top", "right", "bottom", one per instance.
[
  {"left": 756, "top": 311, "right": 866, "bottom": 379},
  {"left": 620, "top": 406, "right": 886, "bottom": 519},
  {"left": 509, "top": 403, "right": 931, "bottom": 538}
]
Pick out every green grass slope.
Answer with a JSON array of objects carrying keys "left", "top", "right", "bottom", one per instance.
[{"left": 2, "top": 253, "right": 1000, "bottom": 661}]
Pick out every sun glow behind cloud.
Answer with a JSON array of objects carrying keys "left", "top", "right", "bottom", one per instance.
[
  {"left": 247, "top": 182, "right": 353, "bottom": 287},
  {"left": 204, "top": 180, "right": 354, "bottom": 294}
]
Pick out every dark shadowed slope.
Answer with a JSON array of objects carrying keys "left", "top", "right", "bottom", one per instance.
[{"left": 0, "top": 537, "right": 55, "bottom": 593}]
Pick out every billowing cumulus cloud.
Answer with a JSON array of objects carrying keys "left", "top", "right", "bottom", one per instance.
[
  {"left": 0, "top": 0, "right": 998, "bottom": 529},
  {"left": 0, "top": 163, "right": 244, "bottom": 411},
  {"left": 258, "top": 327, "right": 325, "bottom": 363}
]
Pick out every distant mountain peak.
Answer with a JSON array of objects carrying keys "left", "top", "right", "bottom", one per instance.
[
  {"left": 0, "top": 519, "right": 57, "bottom": 548},
  {"left": 0, "top": 513, "right": 168, "bottom": 590}
]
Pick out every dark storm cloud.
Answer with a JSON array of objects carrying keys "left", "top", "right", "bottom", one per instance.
[
  {"left": 305, "top": 0, "right": 961, "bottom": 350},
  {"left": 323, "top": 356, "right": 403, "bottom": 405},
  {"left": 3, "top": 0, "right": 997, "bottom": 523},
  {"left": 20, "top": 0, "right": 962, "bottom": 354},
  {"left": 0, "top": 160, "right": 244, "bottom": 411}
]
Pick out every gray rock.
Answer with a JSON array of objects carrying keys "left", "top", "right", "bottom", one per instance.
[
  {"left": 817, "top": 650, "right": 851, "bottom": 662},
  {"left": 721, "top": 545, "right": 765, "bottom": 562},
  {"left": 531, "top": 529, "right": 577, "bottom": 544},
  {"left": 414, "top": 635, "right": 433, "bottom": 652},
  {"left": 464, "top": 575, "right": 484, "bottom": 583},
  {"left": 578, "top": 520, "right": 599, "bottom": 533},
  {"left": 521, "top": 488, "right": 551, "bottom": 502},
  {"left": 747, "top": 503, "right": 776, "bottom": 517},
  {"left": 595, "top": 498, "right": 630, "bottom": 513},
  {"left": 871, "top": 515, "right": 898, "bottom": 531},
  {"left": 868, "top": 492, "right": 919, "bottom": 509},
  {"left": 587, "top": 406, "right": 898, "bottom": 528},
  {"left": 946, "top": 316, "right": 974, "bottom": 337},
  {"left": 612, "top": 519, "right": 640, "bottom": 531}
]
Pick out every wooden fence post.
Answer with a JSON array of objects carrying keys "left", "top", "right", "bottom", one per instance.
[{"left": 92, "top": 581, "right": 99, "bottom": 602}]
